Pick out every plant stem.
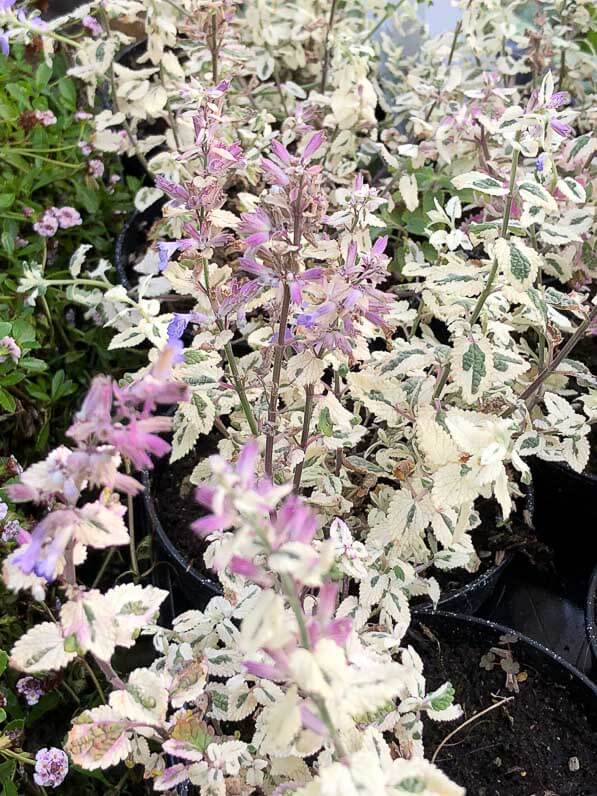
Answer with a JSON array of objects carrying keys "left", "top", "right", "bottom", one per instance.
[
  {"left": 320, "top": 0, "right": 339, "bottom": 94},
  {"left": 433, "top": 133, "right": 521, "bottom": 401},
  {"left": 264, "top": 284, "right": 291, "bottom": 478},
  {"left": 210, "top": 14, "right": 219, "bottom": 84},
  {"left": 334, "top": 370, "right": 342, "bottom": 476},
  {"left": 124, "top": 460, "right": 140, "bottom": 580},
  {"left": 517, "top": 303, "right": 597, "bottom": 411},
  {"left": 45, "top": 278, "right": 109, "bottom": 289},
  {"left": 91, "top": 547, "right": 116, "bottom": 589},
  {"left": 425, "top": 20, "right": 462, "bottom": 122},
  {"left": 1, "top": 748, "right": 35, "bottom": 765},
  {"left": 223, "top": 342, "right": 259, "bottom": 435},
  {"left": 292, "top": 384, "right": 315, "bottom": 492},
  {"left": 200, "top": 261, "right": 258, "bottom": 434},
  {"left": 60, "top": 678, "right": 80, "bottom": 705},
  {"left": 80, "top": 657, "right": 107, "bottom": 703},
  {"left": 431, "top": 696, "right": 514, "bottom": 763},
  {"left": 279, "top": 573, "right": 348, "bottom": 760}
]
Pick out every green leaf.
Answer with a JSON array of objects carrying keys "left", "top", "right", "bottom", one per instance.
[
  {"left": 0, "top": 759, "right": 16, "bottom": 786},
  {"left": 462, "top": 342, "right": 487, "bottom": 395},
  {"left": 430, "top": 683, "right": 455, "bottom": 711},
  {"left": 51, "top": 369, "right": 65, "bottom": 399},
  {"left": 0, "top": 195, "right": 15, "bottom": 211},
  {"left": 34, "top": 62, "right": 53, "bottom": 90},
  {"left": 0, "top": 650, "right": 8, "bottom": 677},
  {"left": 0, "top": 388, "right": 16, "bottom": 414},
  {"left": 20, "top": 357, "right": 48, "bottom": 373},
  {"left": 397, "top": 777, "right": 425, "bottom": 793},
  {"left": 317, "top": 406, "right": 334, "bottom": 437},
  {"left": 58, "top": 77, "right": 77, "bottom": 109},
  {"left": 1, "top": 220, "right": 18, "bottom": 256}
]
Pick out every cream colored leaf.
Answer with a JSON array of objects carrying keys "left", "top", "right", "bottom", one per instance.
[
  {"left": 10, "top": 622, "right": 77, "bottom": 673},
  {"left": 415, "top": 406, "right": 459, "bottom": 469},
  {"left": 451, "top": 336, "right": 494, "bottom": 402}
]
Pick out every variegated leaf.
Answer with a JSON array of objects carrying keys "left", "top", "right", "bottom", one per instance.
[{"left": 451, "top": 336, "right": 494, "bottom": 402}]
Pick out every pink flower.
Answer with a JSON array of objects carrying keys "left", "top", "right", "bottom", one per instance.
[
  {"left": 34, "top": 109, "right": 57, "bottom": 126},
  {"left": 33, "top": 211, "right": 58, "bottom": 238},
  {"left": 239, "top": 208, "right": 272, "bottom": 251},
  {"left": 34, "top": 747, "right": 68, "bottom": 788},
  {"left": 54, "top": 206, "right": 82, "bottom": 229},
  {"left": 75, "top": 110, "right": 92, "bottom": 121},
  {"left": 0, "top": 335, "right": 20, "bottom": 364},
  {"left": 67, "top": 345, "right": 188, "bottom": 470},
  {"left": 82, "top": 14, "right": 102, "bottom": 37},
  {"left": 88, "top": 158, "right": 104, "bottom": 178},
  {"left": 550, "top": 119, "right": 573, "bottom": 138},
  {"left": 78, "top": 141, "right": 92, "bottom": 156}
]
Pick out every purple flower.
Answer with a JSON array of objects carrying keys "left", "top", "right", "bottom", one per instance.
[
  {"left": 55, "top": 206, "right": 82, "bottom": 229},
  {"left": 16, "top": 676, "right": 45, "bottom": 706},
  {"left": 34, "top": 747, "right": 68, "bottom": 788},
  {"left": 34, "top": 110, "right": 57, "bottom": 126},
  {"left": 78, "top": 141, "right": 92, "bottom": 156},
  {"left": 535, "top": 153, "right": 546, "bottom": 172},
  {"left": 0, "top": 502, "right": 7, "bottom": 521},
  {"left": 550, "top": 119, "right": 573, "bottom": 138},
  {"left": 166, "top": 312, "right": 203, "bottom": 346},
  {"left": 301, "top": 130, "right": 325, "bottom": 162},
  {"left": 238, "top": 208, "right": 272, "bottom": 251},
  {"left": 157, "top": 240, "right": 181, "bottom": 271},
  {"left": 82, "top": 14, "right": 102, "bottom": 37},
  {"left": 33, "top": 211, "right": 59, "bottom": 238},
  {"left": 75, "top": 110, "right": 92, "bottom": 121},
  {"left": 546, "top": 91, "right": 571, "bottom": 109},
  {"left": 0, "top": 335, "right": 21, "bottom": 364},
  {"left": 1, "top": 518, "right": 23, "bottom": 543},
  {"left": 88, "top": 158, "right": 104, "bottom": 178}
]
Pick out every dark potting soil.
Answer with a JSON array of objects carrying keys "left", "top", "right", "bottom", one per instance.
[
  {"left": 428, "top": 499, "right": 535, "bottom": 596},
  {"left": 412, "top": 618, "right": 597, "bottom": 795},
  {"left": 153, "top": 449, "right": 537, "bottom": 596},
  {"left": 153, "top": 443, "right": 217, "bottom": 577}
]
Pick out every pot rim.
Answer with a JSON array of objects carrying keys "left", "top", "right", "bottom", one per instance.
[
  {"left": 586, "top": 563, "right": 597, "bottom": 661},
  {"left": 413, "top": 609, "right": 597, "bottom": 698},
  {"left": 144, "top": 461, "right": 514, "bottom": 612},
  {"left": 142, "top": 469, "right": 224, "bottom": 598}
]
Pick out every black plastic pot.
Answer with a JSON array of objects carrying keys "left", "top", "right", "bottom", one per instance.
[
  {"left": 530, "top": 456, "right": 597, "bottom": 570},
  {"left": 410, "top": 610, "right": 597, "bottom": 793},
  {"left": 417, "top": 551, "right": 513, "bottom": 615},
  {"left": 586, "top": 562, "right": 597, "bottom": 663},
  {"left": 142, "top": 470, "right": 223, "bottom": 609},
  {"left": 412, "top": 610, "right": 597, "bottom": 698},
  {"left": 114, "top": 198, "right": 165, "bottom": 291}
]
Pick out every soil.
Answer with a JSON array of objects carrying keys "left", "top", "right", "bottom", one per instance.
[
  {"left": 153, "top": 440, "right": 218, "bottom": 577},
  {"left": 411, "top": 616, "right": 597, "bottom": 795},
  {"left": 153, "top": 450, "right": 541, "bottom": 600},
  {"left": 429, "top": 500, "right": 535, "bottom": 597}
]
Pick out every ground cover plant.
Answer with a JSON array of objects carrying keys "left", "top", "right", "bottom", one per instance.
[
  {"left": 0, "top": 38, "right": 140, "bottom": 461},
  {"left": 0, "top": 0, "right": 595, "bottom": 793}
]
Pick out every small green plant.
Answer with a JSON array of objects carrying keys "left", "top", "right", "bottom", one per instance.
[{"left": 0, "top": 44, "right": 142, "bottom": 460}]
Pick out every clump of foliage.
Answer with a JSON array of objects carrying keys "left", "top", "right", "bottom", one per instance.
[{"left": 0, "top": 43, "right": 141, "bottom": 460}]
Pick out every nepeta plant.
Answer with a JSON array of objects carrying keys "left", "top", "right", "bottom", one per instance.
[{"left": 2, "top": 376, "right": 464, "bottom": 795}]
